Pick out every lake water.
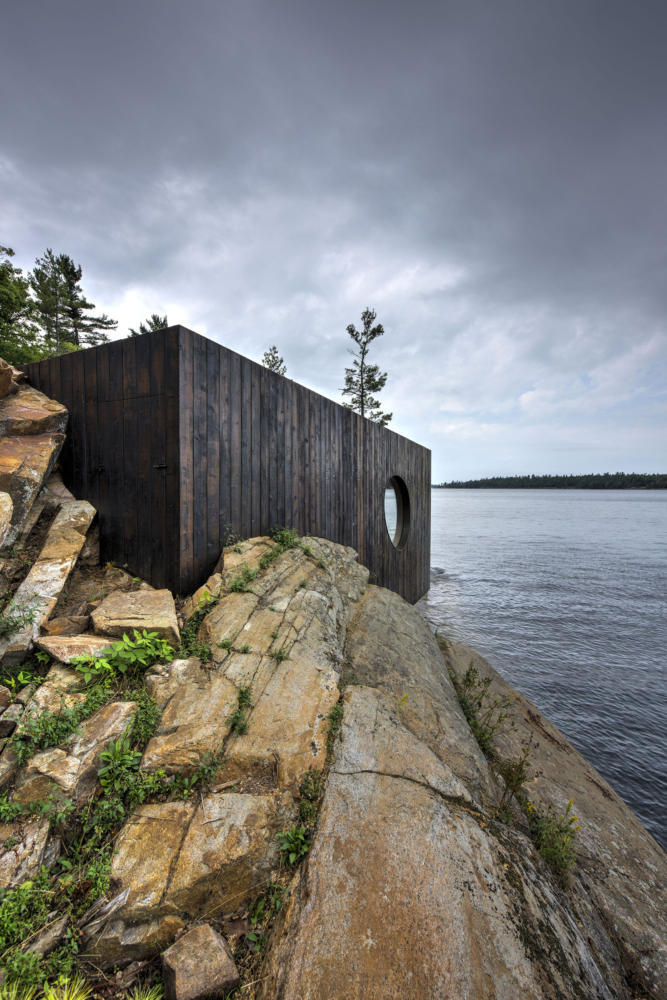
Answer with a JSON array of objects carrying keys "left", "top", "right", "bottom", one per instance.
[{"left": 415, "top": 489, "right": 667, "bottom": 849}]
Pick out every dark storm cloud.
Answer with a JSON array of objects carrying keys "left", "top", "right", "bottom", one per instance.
[{"left": 2, "top": 0, "right": 666, "bottom": 478}]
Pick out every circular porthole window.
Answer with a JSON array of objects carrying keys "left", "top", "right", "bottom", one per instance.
[{"left": 384, "top": 475, "right": 411, "bottom": 549}]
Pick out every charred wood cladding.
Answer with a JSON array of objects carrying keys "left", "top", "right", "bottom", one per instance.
[{"left": 25, "top": 327, "right": 431, "bottom": 602}]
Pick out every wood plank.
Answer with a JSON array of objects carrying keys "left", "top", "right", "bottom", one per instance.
[
  {"left": 260, "top": 366, "right": 270, "bottom": 534},
  {"left": 178, "top": 328, "right": 195, "bottom": 594},
  {"left": 250, "top": 362, "right": 261, "bottom": 537},
  {"left": 205, "top": 337, "right": 221, "bottom": 569},
  {"left": 133, "top": 335, "right": 153, "bottom": 579},
  {"left": 240, "top": 357, "right": 252, "bottom": 540},
  {"left": 230, "top": 351, "right": 243, "bottom": 541},
  {"left": 192, "top": 332, "right": 208, "bottom": 577},
  {"left": 218, "top": 345, "right": 232, "bottom": 543},
  {"left": 163, "top": 329, "right": 181, "bottom": 590},
  {"left": 83, "top": 347, "right": 99, "bottom": 510}
]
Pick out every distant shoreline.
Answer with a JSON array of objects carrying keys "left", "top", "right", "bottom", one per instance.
[{"left": 433, "top": 473, "right": 666, "bottom": 490}]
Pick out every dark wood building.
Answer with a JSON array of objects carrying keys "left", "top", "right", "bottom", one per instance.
[{"left": 25, "top": 327, "right": 431, "bottom": 602}]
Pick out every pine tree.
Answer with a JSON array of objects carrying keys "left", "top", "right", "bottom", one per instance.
[
  {"left": 342, "top": 308, "right": 392, "bottom": 425},
  {"left": 30, "top": 249, "right": 72, "bottom": 354},
  {"left": 0, "top": 246, "right": 43, "bottom": 364},
  {"left": 262, "top": 345, "right": 287, "bottom": 375},
  {"left": 59, "top": 254, "right": 116, "bottom": 347},
  {"left": 30, "top": 249, "right": 117, "bottom": 353},
  {"left": 129, "top": 313, "right": 169, "bottom": 337}
]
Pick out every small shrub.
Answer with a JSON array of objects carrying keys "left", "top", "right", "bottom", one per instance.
[
  {"left": 299, "top": 769, "right": 322, "bottom": 822},
  {"left": 272, "top": 526, "right": 299, "bottom": 550},
  {"left": 129, "top": 689, "right": 161, "bottom": 748},
  {"left": 448, "top": 663, "right": 513, "bottom": 758},
  {"left": 127, "top": 987, "right": 163, "bottom": 1000},
  {"left": 495, "top": 740, "right": 534, "bottom": 817},
  {"left": 12, "top": 685, "right": 108, "bottom": 765},
  {"left": 0, "top": 601, "right": 37, "bottom": 638},
  {"left": 218, "top": 637, "right": 233, "bottom": 650},
  {"left": 229, "top": 685, "right": 252, "bottom": 734},
  {"left": 326, "top": 701, "right": 343, "bottom": 752},
  {"left": 71, "top": 630, "right": 173, "bottom": 686},
  {"left": 236, "top": 643, "right": 251, "bottom": 654},
  {"left": 237, "top": 684, "right": 252, "bottom": 709},
  {"left": 97, "top": 736, "right": 141, "bottom": 793},
  {"left": 229, "top": 565, "right": 258, "bottom": 593},
  {"left": 43, "top": 977, "right": 92, "bottom": 1000},
  {"left": 277, "top": 825, "right": 311, "bottom": 865},
  {"left": 527, "top": 799, "right": 580, "bottom": 884},
  {"left": 270, "top": 645, "right": 289, "bottom": 663},
  {"left": 178, "top": 593, "right": 217, "bottom": 658}
]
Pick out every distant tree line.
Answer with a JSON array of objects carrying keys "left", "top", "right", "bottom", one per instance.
[{"left": 435, "top": 473, "right": 667, "bottom": 490}]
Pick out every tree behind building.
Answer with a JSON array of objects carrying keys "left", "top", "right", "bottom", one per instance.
[{"left": 342, "top": 308, "right": 392, "bottom": 426}]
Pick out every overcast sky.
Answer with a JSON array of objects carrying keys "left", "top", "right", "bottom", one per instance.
[{"left": 3, "top": 0, "right": 666, "bottom": 480}]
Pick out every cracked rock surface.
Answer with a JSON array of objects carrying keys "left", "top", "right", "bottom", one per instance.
[{"left": 259, "top": 587, "right": 667, "bottom": 1000}]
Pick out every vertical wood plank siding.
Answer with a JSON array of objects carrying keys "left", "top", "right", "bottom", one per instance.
[{"left": 25, "top": 326, "right": 431, "bottom": 603}]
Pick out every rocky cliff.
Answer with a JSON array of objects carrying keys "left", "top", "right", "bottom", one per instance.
[{"left": 0, "top": 371, "right": 665, "bottom": 1000}]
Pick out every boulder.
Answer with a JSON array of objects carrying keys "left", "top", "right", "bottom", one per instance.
[
  {"left": 40, "top": 615, "right": 90, "bottom": 636},
  {"left": 25, "top": 663, "right": 84, "bottom": 713},
  {"left": 91, "top": 588, "right": 180, "bottom": 647},
  {"left": 0, "top": 816, "right": 50, "bottom": 889},
  {"left": 260, "top": 683, "right": 620, "bottom": 1000},
  {"left": 0, "top": 432, "right": 65, "bottom": 549},
  {"left": 0, "top": 357, "right": 15, "bottom": 398},
  {"left": 0, "top": 702, "right": 22, "bottom": 738},
  {"left": 166, "top": 792, "right": 281, "bottom": 915},
  {"left": 162, "top": 924, "right": 240, "bottom": 1000},
  {"left": 13, "top": 700, "right": 136, "bottom": 805},
  {"left": 0, "top": 500, "right": 96, "bottom": 666},
  {"left": 0, "top": 385, "right": 68, "bottom": 437},
  {"left": 0, "top": 685, "right": 11, "bottom": 711},
  {"left": 438, "top": 637, "right": 667, "bottom": 1000},
  {"left": 0, "top": 491, "right": 12, "bottom": 547},
  {"left": 141, "top": 665, "right": 237, "bottom": 775},
  {"left": 93, "top": 790, "right": 291, "bottom": 966},
  {"left": 36, "top": 633, "right": 113, "bottom": 663}
]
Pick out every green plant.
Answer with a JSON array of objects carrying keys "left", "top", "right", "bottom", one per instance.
[
  {"left": 0, "top": 869, "right": 54, "bottom": 987},
  {"left": 297, "top": 579, "right": 307, "bottom": 589},
  {"left": 271, "top": 526, "right": 299, "bottom": 550},
  {"left": 129, "top": 689, "right": 161, "bottom": 748},
  {"left": 127, "top": 986, "right": 163, "bottom": 1000},
  {"left": 218, "top": 637, "right": 233, "bottom": 651},
  {"left": 71, "top": 630, "right": 173, "bottom": 686},
  {"left": 448, "top": 663, "right": 513, "bottom": 758},
  {"left": 270, "top": 645, "right": 289, "bottom": 663},
  {"left": 0, "top": 601, "right": 37, "bottom": 638},
  {"left": 42, "top": 976, "right": 92, "bottom": 1000},
  {"left": 11, "top": 685, "right": 108, "bottom": 765},
  {"left": 270, "top": 630, "right": 279, "bottom": 641},
  {"left": 229, "top": 565, "right": 258, "bottom": 593},
  {"left": 326, "top": 702, "right": 343, "bottom": 752},
  {"left": 237, "top": 684, "right": 252, "bottom": 709},
  {"left": 236, "top": 643, "right": 250, "bottom": 654},
  {"left": 0, "top": 793, "right": 23, "bottom": 824},
  {"left": 494, "top": 741, "right": 535, "bottom": 819},
  {"left": 526, "top": 799, "right": 580, "bottom": 884},
  {"left": 229, "top": 685, "right": 252, "bottom": 735},
  {"left": 277, "top": 825, "right": 311, "bottom": 865},
  {"left": 177, "top": 593, "right": 217, "bottom": 659},
  {"left": 0, "top": 982, "right": 37, "bottom": 1000},
  {"left": 97, "top": 736, "right": 141, "bottom": 793},
  {"left": 0, "top": 668, "right": 35, "bottom": 693},
  {"left": 299, "top": 769, "right": 322, "bottom": 822}
]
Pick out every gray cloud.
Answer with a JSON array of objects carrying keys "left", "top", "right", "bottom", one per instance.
[{"left": 2, "top": 0, "right": 666, "bottom": 479}]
